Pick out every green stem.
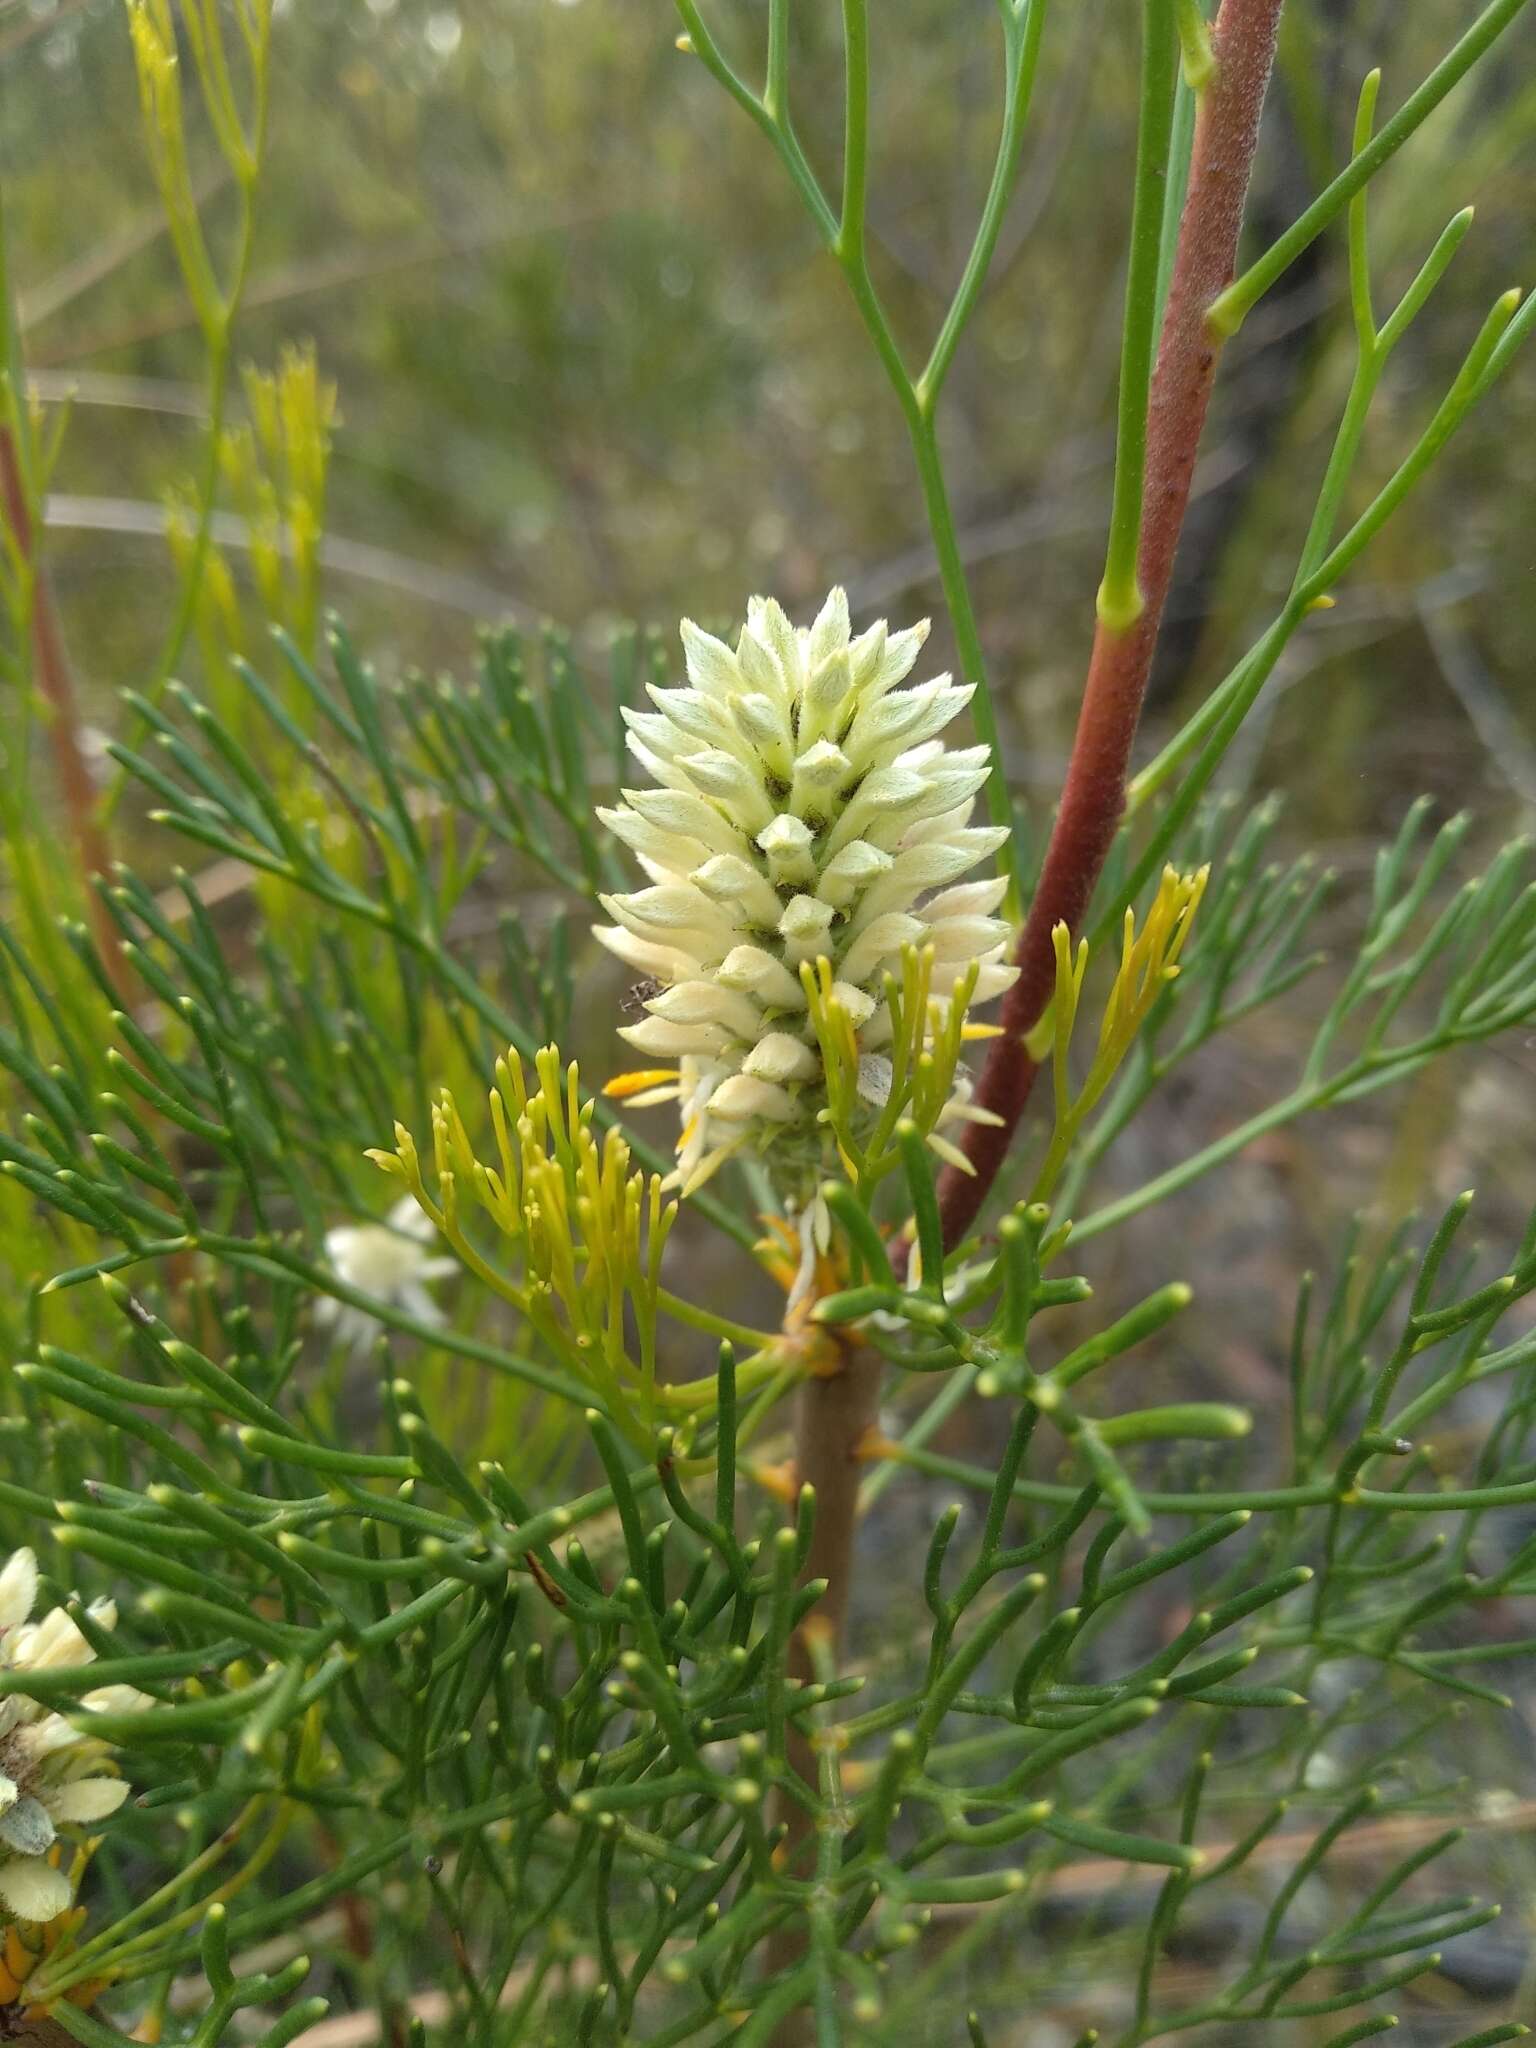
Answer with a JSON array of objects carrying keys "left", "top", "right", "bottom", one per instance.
[
  {"left": 1112, "top": 277, "right": 1524, "bottom": 918},
  {"left": 104, "top": 176, "right": 260, "bottom": 820},
  {"left": 1075, "top": 1082, "right": 1317, "bottom": 1240},
  {"left": 908, "top": 413, "right": 1019, "bottom": 907},
  {"left": 837, "top": 0, "right": 869, "bottom": 257},
  {"left": 918, "top": 0, "right": 1049, "bottom": 407},
  {"left": 152, "top": 313, "right": 235, "bottom": 698},
  {"left": 1128, "top": 199, "right": 1481, "bottom": 819},
  {"left": 1099, "top": 0, "right": 1179, "bottom": 632},
  {"left": 679, "top": 0, "right": 1045, "bottom": 915},
  {"left": 32, "top": 1797, "right": 277, "bottom": 1998},
  {"left": 765, "top": 0, "right": 790, "bottom": 119},
  {"left": 1173, "top": 0, "right": 1215, "bottom": 87},
  {"left": 676, "top": 0, "right": 837, "bottom": 238},
  {"left": 882, "top": 1437, "right": 1536, "bottom": 1520},
  {"left": 199, "top": 1232, "right": 602, "bottom": 1408},
  {"left": 656, "top": 1287, "right": 780, "bottom": 1351},
  {"left": 1209, "top": 0, "right": 1535, "bottom": 334},
  {"left": 859, "top": 1361, "right": 981, "bottom": 1512},
  {"left": 1114, "top": 604, "right": 1302, "bottom": 899}
]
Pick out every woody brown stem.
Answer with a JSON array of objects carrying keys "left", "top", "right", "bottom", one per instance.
[
  {"left": 787, "top": 1347, "right": 886, "bottom": 1664},
  {"left": 782, "top": 1349, "right": 884, "bottom": 1799},
  {"left": 765, "top": 8, "right": 1287, "bottom": 2028},
  {"left": 936, "top": 0, "right": 1286, "bottom": 1254},
  {"left": 765, "top": 1344, "right": 883, "bottom": 2024},
  {"left": 0, "top": 423, "right": 126, "bottom": 995}
]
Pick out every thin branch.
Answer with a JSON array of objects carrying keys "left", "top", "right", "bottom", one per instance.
[
  {"left": 42, "top": 491, "right": 535, "bottom": 623},
  {"left": 919, "top": 0, "right": 1049, "bottom": 408},
  {"left": 1209, "top": 0, "right": 1536, "bottom": 336},
  {"left": 0, "top": 423, "right": 127, "bottom": 998},
  {"left": 936, "top": 0, "right": 1287, "bottom": 1252}
]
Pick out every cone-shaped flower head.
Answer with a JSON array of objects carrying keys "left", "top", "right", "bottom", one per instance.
[{"left": 597, "top": 589, "right": 1016, "bottom": 1207}]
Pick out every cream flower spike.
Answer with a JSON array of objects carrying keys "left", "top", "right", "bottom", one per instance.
[
  {"left": 0, "top": 1545, "right": 142, "bottom": 1924},
  {"left": 597, "top": 588, "right": 1017, "bottom": 1230}
]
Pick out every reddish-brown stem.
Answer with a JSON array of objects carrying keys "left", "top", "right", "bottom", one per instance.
[
  {"left": 762, "top": 1342, "right": 883, "bottom": 2035},
  {"left": 937, "top": 0, "right": 1286, "bottom": 1253},
  {"left": 0, "top": 423, "right": 126, "bottom": 993},
  {"left": 773, "top": 1348, "right": 883, "bottom": 1769},
  {"left": 784, "top": 1342, "right": 884, "bottom": 1699}
]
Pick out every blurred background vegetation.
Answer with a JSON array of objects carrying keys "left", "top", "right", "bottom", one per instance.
[
  {"left": 4, "top": 0, "right": 1532, "bottom": 809},
  {"left": 6, "top": 0, "right": 1534, "bottom": 1346},
  {"left": 2, "top": 0, "right": 1536, "bottom": 2037}
]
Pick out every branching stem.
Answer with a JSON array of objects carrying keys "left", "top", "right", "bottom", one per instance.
[
  {"left": 676, "top": 0, "right": 1049, "bottom": 909},
  {"left": 0, "top": 425, "right": 125, "bottom": 992},
  {"left": 937, "top": 0, "right": 1287, "bottom": 1252},
  {"left": 0, "top": 187, "right": 128, "bottom": 993}
]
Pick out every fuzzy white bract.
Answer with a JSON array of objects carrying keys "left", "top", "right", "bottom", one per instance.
[
  {"left": 597, "top": 589, "right": 1016, "bottom": 1214},
  {"left": 317, "top": 1195, "right": 458, "bottom": 1353},
  {"left": 0, "top": 1547, "right": 141, "bottom": 1924}
]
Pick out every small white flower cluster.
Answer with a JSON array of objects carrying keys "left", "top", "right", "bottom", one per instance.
[
  {"left": 316, "top": 1194, "right": 457, "bottom": 1354},
  {"left": 597, "top": 589, "right": 1016, "bottom": 1205},
  {"left": 0, "top": 1548, "right": 141, "bottom": 1925}
]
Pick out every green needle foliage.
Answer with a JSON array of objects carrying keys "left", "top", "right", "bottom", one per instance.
[{"left": 0, "top": 3, "right": 1534, "bottom": 2046}]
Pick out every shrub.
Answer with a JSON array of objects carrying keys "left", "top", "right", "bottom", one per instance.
[{"left": 1, "top": 3, "right": 1534, "bottom": 2044}]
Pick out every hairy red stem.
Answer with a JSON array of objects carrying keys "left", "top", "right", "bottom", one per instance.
[{"left": 937, "top": 0, "right": 1286, "bottom": 1253}]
